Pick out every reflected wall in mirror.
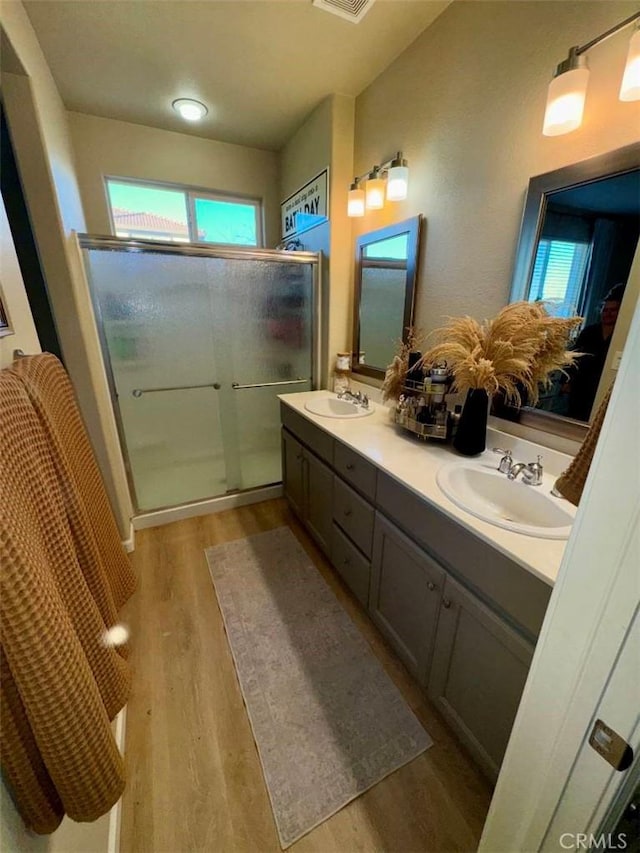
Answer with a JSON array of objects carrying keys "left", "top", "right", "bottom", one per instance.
[
  {"left": 352, "top": 215, "right": 422, "bottom": 379},
  {"left": 500, "top": 143, "right": 640, "bottom": 440}
]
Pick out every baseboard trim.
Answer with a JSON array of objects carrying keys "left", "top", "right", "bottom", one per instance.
[
  {"left": 108, "top": 706, "right": 127, "bottom": 853},
  {"left": 132, "top": 484, "right": 284, "bottom": 530}
]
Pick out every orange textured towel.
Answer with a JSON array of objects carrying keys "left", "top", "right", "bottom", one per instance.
[
  {"left": 11, "top": 354, "right": 136, "bottom": 614},
  {"left": 1, "top": 359, "right": 134, "bottom": 833}
]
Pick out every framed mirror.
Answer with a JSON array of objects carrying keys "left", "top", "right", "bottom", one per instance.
[
  {"left": 497, "top": 143, "right": 640, "bottom": 440},
  {"left": 351, "top": 215, "right": 422, "bottom": 380}
]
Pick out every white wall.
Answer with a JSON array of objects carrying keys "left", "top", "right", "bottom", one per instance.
[
  {"left": 351, "top": 0, "right": 640, "bottom": 338},
  {"left": 69, "top": 112, "right": 281, "bottom": 248}
]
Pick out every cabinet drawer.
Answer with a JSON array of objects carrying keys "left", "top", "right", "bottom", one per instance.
[
  {"left": 280, "top": 404, "right": 333, "bottom": 465},
  {"left": 376, "top": 472, "right": 551, "bottom": 638},
  {"left": 333, "top": 477, "right": 374, "bottom": 558},
  {"left": 333, "top": 442, "right": 377, "bottom": 500},
  {"left": 331, "top": 523, "right": 371, "bottom": 608}
]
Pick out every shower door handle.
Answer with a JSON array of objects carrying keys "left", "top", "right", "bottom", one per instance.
[
  {"left": 231, "top": 378, "right": 308, "bottom": 390},
  {"left": 132, "top": 382, "right": 221, "bottom": 397}
]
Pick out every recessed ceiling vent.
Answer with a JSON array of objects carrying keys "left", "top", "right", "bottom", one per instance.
[{"left": 312, "top": 0, "right": 376, "bottom": 24}]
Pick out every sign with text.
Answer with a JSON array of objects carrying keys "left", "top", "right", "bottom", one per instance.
[{"left": 281, "top": 169, "right": 328, "bottom": 239}]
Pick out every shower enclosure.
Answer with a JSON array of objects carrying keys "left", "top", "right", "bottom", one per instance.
[{"left": 80, "top": 236, "right": 319, "bottom": 513}]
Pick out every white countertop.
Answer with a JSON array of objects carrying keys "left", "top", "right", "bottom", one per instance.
[{"left": 279, "top": 390, "right": 577, "bottom": 587}]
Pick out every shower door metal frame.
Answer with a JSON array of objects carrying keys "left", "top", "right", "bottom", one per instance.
[{"left": 79, "top": 233, "right": 322, "bottom": 512}]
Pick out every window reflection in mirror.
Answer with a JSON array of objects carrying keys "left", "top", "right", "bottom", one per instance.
[
  {"left": 502, "top": 144, "right": 640, "bottom": 438},
  {"left": 352, "top": 216, "right": 421, "bottom": 380}
]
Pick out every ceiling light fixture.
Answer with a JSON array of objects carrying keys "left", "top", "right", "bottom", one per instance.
[
  {"left": 347, "top": 152, "right": 409, "bottom": 218},
  {"left": 543, "top": 12, "right": 640, "bottom": 137},
  {"left": 172, "top": 98, "right": 208, "bottom": 122}
]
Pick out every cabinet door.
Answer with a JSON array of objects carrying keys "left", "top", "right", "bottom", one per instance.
[
  {"left": 305, "top": 450, "right": 333, "bottom": 557},
  {"left": 370, "top": 513, "right": 444, "bottom": 684},
  {"left": 428, "top": 575, "right": 534, "bottom": 782},
  {"left": 282, "top": 428, "right": 304, "bottom": 519}
]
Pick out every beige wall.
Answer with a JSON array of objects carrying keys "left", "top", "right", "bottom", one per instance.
[
  {"left": 1, "top": 0, "right": 132, "bottom": 536},
  {"left": 280, "top": 94, "right": 355, "bottom": 386},
  {"left": 351, "top": 1, "right": 640, "bottom": 341},
  {"left": 69, "top": 112, "right": 281, "bottom": 248}
]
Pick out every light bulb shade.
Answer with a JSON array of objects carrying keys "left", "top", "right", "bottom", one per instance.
[
  {"left": 365, "top": 177, "right": 385, "bottom": 209},
  {"left": 172, "top": 98, "right": 208, "bottom": 121},
  {"left": 620, "top": 28, "right": 640, "bottom": 101},
  {"left": 386, "top": 164, "right": 409, "bottom": 201},
  {"left": 542, "top": 66, "right": 590, "bottom": 136},
  {"left": 347, "top": 185, "right": 365, "bottom": 217}
]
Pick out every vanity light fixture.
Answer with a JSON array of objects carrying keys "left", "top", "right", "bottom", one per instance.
[
  {"left": 172, "top": 98, "right": 208, "bottom": 122},
  {"left": 543, "top": 12, "right": 640, "bottom": 137},
  {"left": 347, "top": 152, "right": 409, "bottom": 217},
  {"left": 347, "top": 179, "right": 366, "bottom": 217}
]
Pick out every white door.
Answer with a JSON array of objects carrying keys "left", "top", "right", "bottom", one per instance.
[{"left": 480, "top": 298, "right": 640, "bottom": 852}]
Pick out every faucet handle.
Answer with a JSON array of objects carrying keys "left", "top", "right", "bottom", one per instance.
[
  {"left": 493, "top": 448, "right": 513, "bottom": 474},
  {"left": 523, "top": 455, "right": 544, "bottom": 486}
]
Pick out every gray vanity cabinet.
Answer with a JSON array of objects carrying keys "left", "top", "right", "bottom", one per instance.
[
  {"left": 282, "top": 427, "right": 333, "bottom": 556},
  {"left": 428, "top": 575, "right": 534, "bottom": 781},
  {"left": 280, "top": 400, "right": 548, "bottom": 783},
  {"left": 282, "top": 428, "right": 305, "bottom": 519},
  {"left": 305, "top": 450, "right": 334, "bottom": 556},
  {"left": 370, "top": 513, "right": 444, "bottom": 683}
]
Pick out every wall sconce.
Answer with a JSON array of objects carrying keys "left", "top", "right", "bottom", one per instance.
[
  {"left": 347, "top": 152, "right": 409, "bottom": 217},
  {"left": 543, "top": 12, "right": 640, "bottom": 137}
]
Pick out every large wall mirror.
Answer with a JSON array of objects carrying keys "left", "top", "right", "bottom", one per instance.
[
  {"left": 351, "top": 215, "right": 422, "bottom": 380},
  {"left": 497, "top": 143, "right": 640, "bottom": 440}
]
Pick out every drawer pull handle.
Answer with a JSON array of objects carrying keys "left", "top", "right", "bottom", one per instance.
[
  {"left": 344, "top": 509, "right": 352, "bottom": 517},
  {"left": 427, "top": 581, "right": 436, "bottom": 591},
  {"left": 442, "top": 598, "right": 452, "bottom": 609},
  {"left": 346, "top": 463, "right": 355, "bottom": 471},
  {"left": 295, "top": 453, "right": 303, "bottom": 460},
  {"left": 343, "top": 557, "right": 351, "bottom": 566}
]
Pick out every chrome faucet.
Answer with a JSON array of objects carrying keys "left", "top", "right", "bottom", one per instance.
[
  {"left": 507, "top": 455, "right": 544, "bottom": 486},
  {"left": 337, "top": 388, "right": 369, "bottom": 408},
  {"left": 494, "top": 448, "right": 543, "bottom": 485}
]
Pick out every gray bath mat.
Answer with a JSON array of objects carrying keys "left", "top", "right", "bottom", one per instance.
[{"left": 205, "top": 526, "right": 432, "bottom": 848}]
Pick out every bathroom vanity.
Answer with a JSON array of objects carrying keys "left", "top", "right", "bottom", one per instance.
[{"left": 280, "top": 391, "right": 573, "bottom": 782}]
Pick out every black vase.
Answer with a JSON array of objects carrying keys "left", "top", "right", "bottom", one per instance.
[{"left": 453, "top": 389, "right": 489, "bottom": 456}]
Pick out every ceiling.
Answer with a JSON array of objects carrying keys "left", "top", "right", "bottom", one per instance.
[{"left": 23, "top": 0, "right": 451, "bottom": 151}]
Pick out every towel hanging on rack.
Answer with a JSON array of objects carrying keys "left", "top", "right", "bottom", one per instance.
[
  {"left": 0, "top": 357, "right": 135, "bottom": 833},
  {"left": 11, "top": 353, "right": 136, "bottom": 616}
]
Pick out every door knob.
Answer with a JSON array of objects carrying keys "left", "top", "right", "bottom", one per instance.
[
  {"left": 427, "top": 581, "right": 436, "bottom": 591},
  {"left": 442, "top": 598, "right": 452, "bottom": 609}
]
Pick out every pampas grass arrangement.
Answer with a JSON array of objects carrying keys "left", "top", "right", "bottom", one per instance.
[
  {"left": 418, "top": 301, "right": 582, "bottom": 406},
  {"left": 381, "top": 327, "right": 426, "bottom": 402}
]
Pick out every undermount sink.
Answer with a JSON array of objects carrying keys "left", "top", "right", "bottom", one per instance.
[
  {"left": 437, "top": 460, "right": 575, "bottom": 539},
  {"left": 304, "top": 396, "right": 375, "bottom": 419}
]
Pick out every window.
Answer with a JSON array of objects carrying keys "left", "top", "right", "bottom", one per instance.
[
  {"left": 529, "top": 238, "right": 591, "bottom": 318},
  {"left": 105, "top": 178, "right": 262, "bottom": 247}
]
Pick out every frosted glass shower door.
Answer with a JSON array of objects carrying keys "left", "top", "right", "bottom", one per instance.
[
  {"left": 83, "top": 239, "right": 317, "bottom": 512},
  {"left": 86, "top": 249, "right": 228, "bottom": 511},
  {"left": 210, "top": 257, "right": 314, "bottom": 490}
]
